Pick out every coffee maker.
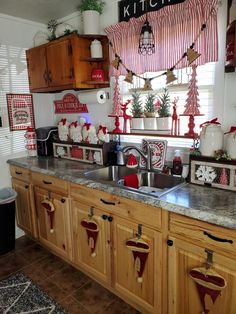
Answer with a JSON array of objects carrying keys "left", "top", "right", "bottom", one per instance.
[{"left": 36, "top": 126, "right": 58, "bottom": 156}]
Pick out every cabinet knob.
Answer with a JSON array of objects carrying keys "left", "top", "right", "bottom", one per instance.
[
  {"left": 25, "top": 185, "right": 29, "bottom": 189},
  {"left": 167, "top": 239, "right": 174, "bottom": 247},
  {"left": 61, "top": 198, "right": 66, "bottom": 203},
  {"left": 108, "top": 216, "right": 113, "bottom": 222},
  {"left": 102, "top": 214, "right": 108, "bottom": 220}
]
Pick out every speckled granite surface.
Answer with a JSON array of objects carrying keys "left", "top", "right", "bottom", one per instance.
[{"left": 7, "top": 157, "right": 236, "bottom": 230}]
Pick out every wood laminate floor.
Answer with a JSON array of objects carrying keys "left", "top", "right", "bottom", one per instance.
[{"left": 0, "top": 236, "right": 140, "bottom": 314}]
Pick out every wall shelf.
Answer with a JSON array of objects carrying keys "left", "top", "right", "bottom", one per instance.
[
  {"left": 108, "top": 132, "right": 197, "bottom": 139},
  {"left": 80, "top": 57, "right": 106, "bottom": 62},
  {"left": 82, "top": 80, "right": 109, "bottom": 85}
]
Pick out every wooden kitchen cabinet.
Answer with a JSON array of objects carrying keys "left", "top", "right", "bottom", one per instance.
[
  {"left": 72, "top": 200, "right": 111, "bottom": 284},
  {"left": 12, "top": 178, "right": 37, "bottom": 238},
  {"left": 26, "top": 34, "right": 110, "bottom": 92},
  {"left": 168, "top": 236, "right": 236, "bottom": 314},
  {"left": 34, "top": 186, "right": 72, "bottom": 260},
  {"left": 113, "top": 216, "right": 162, "bottom": 313},
  {"left": 10, "top": 165, "right": 37, "bottom": 238},
  {"left": 168, "top": 213, "right": 236, "bottom": 314}
]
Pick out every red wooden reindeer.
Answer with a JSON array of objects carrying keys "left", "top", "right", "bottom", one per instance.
[
  {"left": 121, "top": 100, "right": 132, "bottom": 133},
  {"left": 171, "top": 97, "right": 180, "bottom": 136}
]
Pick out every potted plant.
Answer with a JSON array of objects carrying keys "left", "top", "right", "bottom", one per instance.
[
  {"left": 157, "top": 88, "right": 171, "bottom": 131},
  {"left": 131, "top": 91, "right": 144, "bottom": 130},
  {"left": 144, "top": 93, "right": 157, "bottom": 130},
  {"left": 78, "top": 0, "right": 105, "bottom": 35}
]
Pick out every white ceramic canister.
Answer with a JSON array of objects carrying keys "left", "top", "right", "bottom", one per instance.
[
  {"left": 225, "top": 131, "right": 236, "bottom": 159},
  {"left": 199, "top": 124, "right": 223, "bottom": 157},
  {"left": 90, "top": 39, "right": 103, "bottom": 58}
]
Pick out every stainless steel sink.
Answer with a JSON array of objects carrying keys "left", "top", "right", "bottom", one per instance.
[
  {"left": 84, "top": 165, "right": 138, "bottom": 182},
  {"left": 84, "top": 165, "right": 185, "bottom": 197}
]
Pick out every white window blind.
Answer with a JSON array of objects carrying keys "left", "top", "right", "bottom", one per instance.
[
  {"left": 118, "top": 62, "right": 215, "bottom": 147},
  {"left": 0, "top": 44, "right": 29, "bottom": 156}
]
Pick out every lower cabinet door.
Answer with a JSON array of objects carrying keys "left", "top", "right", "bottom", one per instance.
[
  {"left": 72, "top": 200, "right": 111, "bottom": 284},
  {"left": 34, "top": 186, "right": 72, "bottom": 260},
  {"left": 168, "top": 236, "right": 236, "bottom": 314},
  {"left": 12, "top": 178, "right": 37, "bottom": 238},
  {"left": 113, "top": 216, "right": 162, "bottom": 313}
]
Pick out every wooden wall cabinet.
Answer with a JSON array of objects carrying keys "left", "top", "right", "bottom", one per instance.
[
  {"left": 26, "top": 34, "right": 110, "bottom": 93},
  {"left": 10, "top": 166, "right": 37, "bottom": 238},
  {"left": 225, "top": 20, "right": 236, "bottom": 72}
]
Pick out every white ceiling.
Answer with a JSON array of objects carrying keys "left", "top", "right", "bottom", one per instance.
[{"left": 0, "top": 0, "right": 80, "bottom": 24}]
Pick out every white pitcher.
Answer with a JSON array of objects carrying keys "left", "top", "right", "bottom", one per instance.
[
  {"left": 225, "top": 130, "right": 236, "bottom": 159},
  {"left": 199, "top": 123, "right": 223, "bottom": 157}
]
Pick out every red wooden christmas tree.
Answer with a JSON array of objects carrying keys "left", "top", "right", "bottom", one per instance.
[
  {"left": 111, "top": 73, "right": 122, "bottom": 116},
  {"left": 180, "top": 64, "right": 204, "bottom": 137},
  {"left": 183, "top": 64, "right": 201, "bottom": 115}
]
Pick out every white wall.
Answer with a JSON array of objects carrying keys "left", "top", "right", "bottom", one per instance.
[{"left": 0, "top": 14, "right": 55, "bottom": 238}]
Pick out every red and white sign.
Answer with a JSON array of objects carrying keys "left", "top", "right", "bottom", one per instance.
[{"left": 54, "top": 93, "right": 88, "bottom": 114}]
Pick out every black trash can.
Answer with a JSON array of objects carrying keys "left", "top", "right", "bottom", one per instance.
[{"left": 0, "top": 188, "right": 17, "bottom": 255}]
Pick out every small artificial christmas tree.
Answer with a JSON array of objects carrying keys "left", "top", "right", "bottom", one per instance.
[
  {"left": 111, "top": 73, "right": 122, "bottom": 116},
  {"left": 144, "top": 93, "right": 156, "bottom": 117},
  {"left": 158, "top": 88, "right": 171, "bottom": 117},
  {"left": 131, "top": 91, "right": 143, "bottom": 118},
  {"left": 183, "top": 64, "right": 201, "bottom": 115}
]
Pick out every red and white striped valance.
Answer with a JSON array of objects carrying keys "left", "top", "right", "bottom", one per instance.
[{"left": 105, "top": 0, "right": 219, "bottom": 76}]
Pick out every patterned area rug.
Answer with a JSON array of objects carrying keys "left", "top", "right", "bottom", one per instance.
[{"left": 0, "top": 273, "right": 67, "bottom": 313}]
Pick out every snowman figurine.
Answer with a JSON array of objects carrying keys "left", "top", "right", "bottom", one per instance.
[
  {"left": 97, "top": 125, "right": 109, "bottom": 144},
  {"left": 69, "top": 121, "right": 82, "bottom": 142},
  {"left": 58, "top": 118, "right": 69, "bottom": 141}
]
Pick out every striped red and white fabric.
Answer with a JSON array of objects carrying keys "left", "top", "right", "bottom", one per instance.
[{"left": 105, "top": 0, "right": 218, "bottom": 76}]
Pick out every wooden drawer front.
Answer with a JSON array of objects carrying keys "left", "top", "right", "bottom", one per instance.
[
  {"left": 169, "top": 213, "right": 236, "bottom": 254},
  {"left": 70, "top": 183, "right": 162, "bottom": 230},
  {"left": 10, "top": 166, "right": 31, "bottom": 182},
  {"left": 32, "top": 172, "right": 68, "bottom": 194}
]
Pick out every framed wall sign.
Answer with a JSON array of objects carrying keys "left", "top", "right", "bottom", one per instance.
[
  {"left": 118, "top": 0, "right": 186, "bottom": 22},
  {"left": 6, "top": 93, "right": 35, "bottom": 131},
  {"left": 54, "top": 93, "right": 88, "bottom": 114}
]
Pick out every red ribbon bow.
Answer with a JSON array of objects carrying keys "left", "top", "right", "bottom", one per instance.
[
  {"left": 224, "top": 126, "right": 236, "bottom": 134},
  {"left": 60, "top": 118, "right": 67, "bottom": 125},
  {"left": 98, "top": 125, "right": 107, "bottom": 134},
  {"left": 84, "top": 123, "right": 91, "bottom": 131},
  {"left": 70, "top": 121, "right": 78, "bottom": 128},
  {"left": 200, "top": 118, "right": 220, "bottom": 128}
]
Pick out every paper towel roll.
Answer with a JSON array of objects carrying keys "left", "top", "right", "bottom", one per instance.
[{"left": 78, "top": 90, "right": 109, "bottom": 104}]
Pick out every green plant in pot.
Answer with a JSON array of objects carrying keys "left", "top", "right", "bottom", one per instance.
[
  {"left": 144, "top": 93, "right": 158, "bottom": 130},
  {"left": 131, "top": 91, "right": 144, "bottom": 130},
  {"left": 144, "top": 93, "right": 157, "bottom": 118},
  {"left": 78, "top": 0, "right": 106, "bottom": 34},
  {"left": 157, "top": 88, "right": 171, "bottom": 131}
]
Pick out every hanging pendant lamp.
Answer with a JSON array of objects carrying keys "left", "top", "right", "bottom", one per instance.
[{"left": 138, "top": 0, "right": 155, "bottom": 56}]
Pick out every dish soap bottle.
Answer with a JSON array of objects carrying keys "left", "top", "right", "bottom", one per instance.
[{"left": 172, "top": 150, "right": 182, "bottom": 175}]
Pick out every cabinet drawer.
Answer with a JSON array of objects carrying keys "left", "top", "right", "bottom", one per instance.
[
  {"left": 70, "top": 183, "right": 162, "bottom": 230},
  {"left": 169, "top": 213, "right": 236, "bottom": 254},
  {"left": 32, "top": 172, "right": 68, "bottom": 194},
  {"left": 10, "top": 165, "right": 31, "bottom": 182}
]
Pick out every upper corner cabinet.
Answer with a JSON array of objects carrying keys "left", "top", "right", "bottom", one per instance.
[
  {"left": 225, "top": 20, "right": 236, "bottom": 72},
  {"left": 26, "top": 34, "right": 110, "bottom": 93}
]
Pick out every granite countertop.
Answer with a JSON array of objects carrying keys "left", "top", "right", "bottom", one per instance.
[{"left": 7, "top": 157, "right": 236, "bottom": 230}]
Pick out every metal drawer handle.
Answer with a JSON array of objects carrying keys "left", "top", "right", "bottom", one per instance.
[
  {"left": 43, "top": 180, "right": 52, "bottom": 185},
  {"left": 100, "top": 198, "right": 116, "bottom": 206},
  {"left": 203, "top": 231, "right": 233, "bottom": 244},
  {"left": 15, "top": 171, "right": 22, "bottom": 175}
]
